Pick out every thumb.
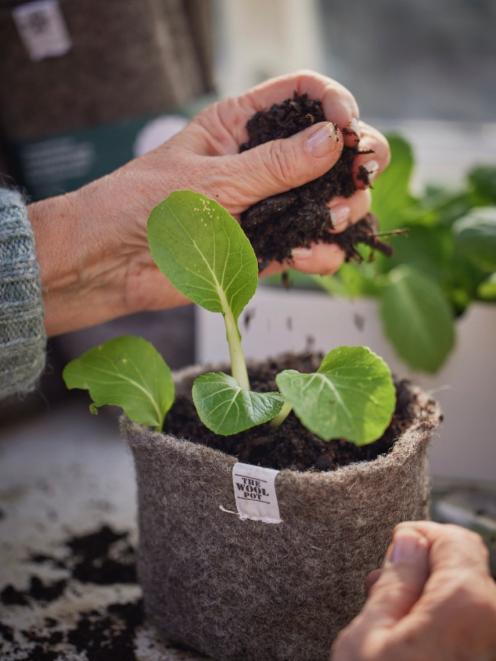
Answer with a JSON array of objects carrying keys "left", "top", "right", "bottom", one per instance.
[
  {"left": 226, "top": 121, "right": 344, "bottom": 204},
  {"left": 360, "top": 529, "right": 430, "bottom": 627}
]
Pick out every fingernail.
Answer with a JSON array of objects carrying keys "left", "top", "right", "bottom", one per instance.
[
  {"left": 305, "top": 122, "right": 339, "bottom": 157},
  {"left": 364, "top": 159, "right": 380, "bottom": 182},
  {"left": 343, "top": 117, "right": 361, "bottom": 143},
  {"left": 349, "top": 117, "right": 361, "bottom": 136},
  {"left": 390, "top": 534, "right": 427, "bottom": 565},
  {"left": 291, "top": 246, "right": 313, "bottom": 260},
  {"left": 330, "top": 204, "right": 351, "bottom": 230}
]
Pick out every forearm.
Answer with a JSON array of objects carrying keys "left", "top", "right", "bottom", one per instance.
[
  {"left": 28, "top": 157, "right": 188, "bottom": 336},
  {"left": 29, "top": 183, "right": 129, "bottom": 336}
]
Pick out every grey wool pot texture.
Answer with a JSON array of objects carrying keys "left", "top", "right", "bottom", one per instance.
[{"left": 123, "top": 366, "right": 441, "bottom": 661}]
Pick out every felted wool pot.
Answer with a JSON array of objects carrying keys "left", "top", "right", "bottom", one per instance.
[{"left": 123, "top": 365, "right": 441, "bottom": 661}]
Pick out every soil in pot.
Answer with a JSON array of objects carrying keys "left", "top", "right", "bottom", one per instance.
[
  {"left": 164, "top": 352, "right": 439, "bottom": 472},
  {"left": 239, "top": 93, "right": 392, "bottom": 266},
  {"left": 129, "top": 354, "right": 441, "bottom": 661}
]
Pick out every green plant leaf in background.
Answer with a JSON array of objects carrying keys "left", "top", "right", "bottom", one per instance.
[
  {"left": 314, "top": 133, "right": 496, "bottom": 374},
  {"left": 477, "top": 273, "right": 496, "bottom": 301},
  {"left": 380, "top": 266, "right": 455, "bottom": 373},
  {"left": 371, "top": 134, "right": 417, "bottom": 230},
  {"left": 276, "top": 346, "right": 395, "bottom": 445},
  {"left": 384, "top": 224, "right": 453, "bottom": 284},
  {"left": 313, "top": 261, "right": 382, "bottom": 299},
  {"left": 147, "top": 190, "right": 258, "bottom": 320},
  {"left": 63, "top": 336, "right": 174, "bottom": 430},
  {"left": 192, "top": 372, "right": 283, "bottom": 435},
  {"left": 453, "top": 207, "right": 496, "bottom": 272},
  {"left": 469, "top": 166, "right": 496, "bottom": 205}
]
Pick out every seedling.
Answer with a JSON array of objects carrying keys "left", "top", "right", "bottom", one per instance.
[{"left": 64, "top": 191, "right": 396, "bottom": 445}]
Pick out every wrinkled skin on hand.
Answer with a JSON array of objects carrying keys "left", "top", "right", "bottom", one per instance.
[
  {"left": 30, "top": 70, "right": 390, "bottom": 335},
  {"left": 331, "top": 521, "right": 496, "bottom": 661}
]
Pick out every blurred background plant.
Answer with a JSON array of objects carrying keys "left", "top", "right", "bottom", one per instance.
[{"left": 314, "top": 136, "right": 496, "bottom": 373}]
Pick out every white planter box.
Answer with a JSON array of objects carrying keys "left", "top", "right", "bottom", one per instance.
[{"left": 197, "top": 287, "right": 496, "bottom": 482}]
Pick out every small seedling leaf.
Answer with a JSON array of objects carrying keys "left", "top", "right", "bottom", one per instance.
[
  {"left": 63, "top": 336, "right": 174, "bottom": 430},
  {"left": 192, "top": 372, "right": 284, "bottom": 436},
  {"left": 276, "top": 346, "right": 395, "bottom": 445},
  {"left": 147, "top": 190, "right": 258, "bottom": 321}
]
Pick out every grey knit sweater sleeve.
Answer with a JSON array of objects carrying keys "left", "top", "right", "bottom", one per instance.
[{"left": 0, "top": 189, "right": 46, "bottom": 398}]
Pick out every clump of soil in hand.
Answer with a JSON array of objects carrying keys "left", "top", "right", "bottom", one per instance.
[
  {"left": 164, "top": 353, "right": 436, "bottom": 472},
  {"left": 239, "top": 93, "right": 392, "bottom": 265}
]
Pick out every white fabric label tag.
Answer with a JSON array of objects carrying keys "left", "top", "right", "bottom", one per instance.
[
  {"left": 232, "top": 462, "right": 281, "bottom": 524},
  {"left": 13, "top": 0, "right": 72, "bottom": 61}
]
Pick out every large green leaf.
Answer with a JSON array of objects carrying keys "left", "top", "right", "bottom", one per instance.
[
  {"left": 371, "top": 134, "right": 417, "bottom": 230},
  {"left": 276, "top": 346, "right": 395, "bottom": 445},
  {"left": 380, "top": 266, "right": 455, "bottom": 373},
  {"left": 147, "top": 190, "right": 258, "bottom": 320},
  {"left": 63, "top": 336, "right": 174, "bottom": 430},
  {"left": 453, "top": 207, "right": 496, "bottom": 272},
  {"left": 192, "top": 372, "right": 283, "bottom": 436}
]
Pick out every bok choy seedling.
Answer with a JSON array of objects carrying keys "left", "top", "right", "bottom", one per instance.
[{"left": 63, "top": 191, "right": 396, "bottom": 445}]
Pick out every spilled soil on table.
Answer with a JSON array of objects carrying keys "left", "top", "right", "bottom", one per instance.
[{"left": 0, "top": 525, "right": 142, "bottom": 661}]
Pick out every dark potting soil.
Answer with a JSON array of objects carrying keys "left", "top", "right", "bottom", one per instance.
[
  {"left": 65, "top": 524, "right": 137, "bottom": 585},
  {"left": 0, "top": 598, "right": 143, "bottom": 661},
  {"left": 164, "top": 352, "right": 433, "bottom": 472},
  {"left": 239, "top": 93, "right": 392, "bottom": 265},
  {"left": 66, "top": 600, "right": 144, "bottom": 661},
  {"left": 0, "top": 526, "right": 142, "bottom": 661}
]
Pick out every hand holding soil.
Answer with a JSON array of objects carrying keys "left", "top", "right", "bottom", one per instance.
[
  {"left": 28, "top": 70, "right": 389, "bottom": 336},
  {"left": 332, "top": 522, "right": 496, "bottom": 661}
]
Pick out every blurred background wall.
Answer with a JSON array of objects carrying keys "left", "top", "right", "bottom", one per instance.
[{"left": 216, "top": 0, "right": 496, "bottom": 189}]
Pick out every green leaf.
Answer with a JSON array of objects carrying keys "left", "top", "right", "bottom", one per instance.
[
  {"left": 453, "top": 207, "right": 496, "bottom": 272},
  {"left": 477, "top": 273, "right": 496, "bottom": 301},
  {"left": 380, "top": 266, "right": 455, "bottom": 373},
  {"left": 276, "top": 346, "right": 396, "bottom": 445},
  {"left": 192, "top": 372, "right": 284, "bottom": 436},
  {"left": 313, "top": 262, "right": 381, "bottom": 299},
  {"left": 63, "top": 336, "right": 174, "bottom": 430},
  {"left": 371, "top": 134, "right": 417, "bottom": 230},
  {"left": 428, "top": 191, "right": 474, "bottom": 228},
  {"left": 384, "top": 224, "right": 453, "bottom": 284},
  {"left": 469, "top": 166, "right": 496, "bottom": 204},
  {"left": 147, "top": 190, "right": 258, "bottom": 321}
]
